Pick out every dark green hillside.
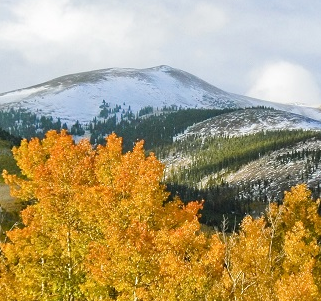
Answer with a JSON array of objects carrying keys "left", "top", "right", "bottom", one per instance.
[
  {"left": 0, "top": 129, "right": 21, "bottom": 182},
  {"left": 162, "top": 130, "right": 321, "bottom": 186},
  {"left": 0, "top": 127, "right": 21, "bottom": 146},
  {"left": 0, "top": 106, "right": 238, "bottom": 149},
  {"left": 89, "top": 107, "right": 238, "bottom": 151},
  {"left": 0, "top": 129, "right": 22, "bottom": 235},
  {"left": 162, "top": 130, "right": 321, "bottom": 227},
  {"left": 0, "top": 139, "right": 21, "bottom": 182}
]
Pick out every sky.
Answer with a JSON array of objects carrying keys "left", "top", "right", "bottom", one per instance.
[{"left": 1, "top": 0, "right": 321, "bottom": 107}]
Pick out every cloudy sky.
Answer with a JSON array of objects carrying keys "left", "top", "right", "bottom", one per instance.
[{"left": 1, "top": 0, "right": 321, "bottom": 107}]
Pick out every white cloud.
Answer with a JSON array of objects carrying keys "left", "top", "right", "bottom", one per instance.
[
  {"left": 0, "top": 0, "right": 136, "bottom": 74},
  {"left": 1, "top": 0, "right": 79, "bottom": 42},
  {"left": 0, "top": 0, "right": 231, "bottom": 91},
  {"left": 247, "top": 61, "right": 321, "bottom": 107},
  {"left": 180, "top": 2, "right": 228, "bottom": 36},
  {"left": 0, "top": 0, "right": 321, "bottom": 101}
]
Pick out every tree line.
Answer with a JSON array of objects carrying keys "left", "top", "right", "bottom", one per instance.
[
  {"left": 89, "top": 105, "right": 238, "bottom": 150},
  {"left": 0, "top": 108, "right": 65, "bottom": 139}
]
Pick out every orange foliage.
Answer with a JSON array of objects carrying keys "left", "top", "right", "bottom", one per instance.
[
  {"left": 0, "top": 131, "right": 225, "bottom": 300},
  {"left": 1, "top": 130, "right": 321, "bottom": 300}
]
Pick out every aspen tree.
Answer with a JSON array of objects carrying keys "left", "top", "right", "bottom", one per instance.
[{"left": 1, "top": 130, "right": 225, "bottom": 300}]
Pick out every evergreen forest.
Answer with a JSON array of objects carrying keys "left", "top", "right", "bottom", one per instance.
[{"left": 1, "top": 105, "right": 321, "bottom": 227}]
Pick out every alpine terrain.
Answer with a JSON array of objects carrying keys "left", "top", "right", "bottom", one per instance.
[{"left": 0, "top": 65, "right": 321, "bottom": 227}]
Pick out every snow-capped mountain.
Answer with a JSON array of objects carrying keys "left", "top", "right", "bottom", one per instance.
[
  {"left": 0, "top": 65, "right": 320, "bottom": 125},
  {"left": 1, "top": 65, "right": 321, "bottom": 225}
]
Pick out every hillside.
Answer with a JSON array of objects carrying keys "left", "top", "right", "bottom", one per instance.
[
  {"left": 0, "top": 131, "right": 21, "bottom": 214},
  {"left": 226, "top": 138, "right": 321, "bottom": 200},
  {"left": 176, "top": 107, "right": 321, "bottom": 139},
  {"left": 159, "top": 109, "right": 321, "bottom": 225},
  {"left": 162, "top": 133, "right": 321, "bottom": 226}
]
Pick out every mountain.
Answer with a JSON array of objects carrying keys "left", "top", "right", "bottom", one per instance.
[
  {"left": 162, "top": 108, "right": 321, "bottom": 185},
  {"left": 1, "top": 65, "right": 321, "bottom": 227},
  {"left": 1, "top": 65, "right": 321, "bottom": 126}
]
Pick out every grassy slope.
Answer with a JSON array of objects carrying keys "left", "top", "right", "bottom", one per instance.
[{"left": 0, "top": 139, "right": 20, "bottom": 211}]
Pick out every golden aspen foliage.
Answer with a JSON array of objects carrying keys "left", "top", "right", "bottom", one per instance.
[
  {"left": 82, "top": 136, "right": 226, "bottom": 300},
  {"left": 1, "top": 130, "right": 225, "bottom": 301},
  {"left": 2, "top": 130, "right": 96, "bottom": 300},
  {"left": 2, "top": 130, "right": 321, "bottom": 301},
  {"left": 221, "top": 215, "right": 278, "bottom": 301},
  {"left": 221, "top": 184, "right": 321, "bottom": 301},
  {"left": 280, "top": 184, "right": 321, "bottom": 236},
  {"left": 276, "top": 222, "right": 319, "bottom": 301},
  {"left": 273, "top": 184, "right": 321, "bottom": 300}
]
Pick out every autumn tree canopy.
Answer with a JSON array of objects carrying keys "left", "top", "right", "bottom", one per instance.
[
  {"left": 1, "top": 130, "right": 321, "bottom": 300},
  {"left": 0, "top": 130, "right": 225, "bottom": 301}
]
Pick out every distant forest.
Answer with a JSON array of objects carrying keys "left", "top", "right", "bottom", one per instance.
[
  {"left": 1, "top": 106, "right": 321, "bottom": 227},
  {"left": 0, "top": 105, "right": 238, "bottom": 149}
]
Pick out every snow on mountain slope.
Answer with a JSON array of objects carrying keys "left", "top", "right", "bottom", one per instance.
[
  {"left": 1, "top": 65, "right": 321, "bottom": 125},
  {"left": 175, "top": 108, "right": 321, "bottom": 140},
  {"left": 225, "top": 138, "right": 321, "bottom": 202}
]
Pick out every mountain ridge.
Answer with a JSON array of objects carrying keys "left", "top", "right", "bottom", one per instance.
[
  {"left": 1, "top": 65, "right": 320, "bottom": 126},
  {"left": 176, "top": 107, "right": 321, "bottom": 140}
]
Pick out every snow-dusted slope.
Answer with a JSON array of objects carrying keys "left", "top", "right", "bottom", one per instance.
[
  {"left": 176, "top": 108, "right": 321, "bottom": 140},
  {"left": 0, "top": 65, "right": 320, "bottom": 125},
  {"left": 225, "top": 138, "right": 321, "bottom": 202}
]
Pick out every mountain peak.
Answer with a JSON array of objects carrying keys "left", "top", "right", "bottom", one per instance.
[
  {"left": 150, "top": 65, "right": 173, "bottom": 72},
  {"left": 0, "top": 66, "right": 320, "bottom": 125}
]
